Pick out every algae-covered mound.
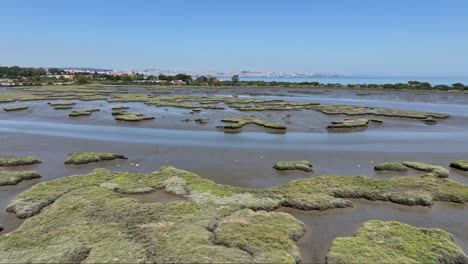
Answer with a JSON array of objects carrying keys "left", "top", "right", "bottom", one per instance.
[
  {"left": 115, "top": 112, "right": 155, "bottom": 121},
  {"left": 7, "top": 166, "right": 468, "bottom": 220},
  {"left": 69, "top": 108, "right": 100, "bottom": 117},
  {"left": 327, "top": 119, "right": 369, "bottom": 129},
  {"left": 0, "top": 170, "right": 41, "bottom": 186},
  {"left": 3, "top": 105, "right": 28, "bottom": 111},
  {"left": 374, "top": 162, "right": 409, "bottom": 172},
  {"left": 220, "top": 116, "right": 286, "bottom": 130},
  {"left": 1, "top": 167, "right": 305, "bottom": 263},
  {"left": 274, "top": 160, "right": 313, "bottom": 172},
  {"left": 327, "top": 220, "right": 468, "bottom": 264},
  {"left": 450, "top": 160, "right": 468, "bottom": 171},
  {"left": 402, "top": 161, "right": 449, "bottom": 178},
  {"left": 374, "top": 161, "right": 448, "bottom": 178},
  {"left": 111, "top": 106, "right": 130, "bottom": 110},
  {"left": 48, "top": 102, "right": 76, "bottom": 106},
  {"left": 64, "top": 152, "right": 127, "bottom": 165},
  {"left": 0, "top": 156, "right": 41, "bottom": 167}
]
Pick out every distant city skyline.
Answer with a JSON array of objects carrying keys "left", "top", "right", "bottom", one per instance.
[{"left": 1, "top": 0, "right": 467, "bottom": 77}]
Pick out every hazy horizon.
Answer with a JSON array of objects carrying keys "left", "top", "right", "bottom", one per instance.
[{"left": 1, "top": 0, "right": 467, "bottom": 77}]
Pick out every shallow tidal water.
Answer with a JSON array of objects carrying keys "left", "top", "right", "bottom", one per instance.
[{"left": 0, "top": 86, "right": 467, "bottom": 263}]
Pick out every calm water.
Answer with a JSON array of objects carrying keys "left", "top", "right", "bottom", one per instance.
[{"left": 219, "top": 76, "right": 468, "bottom": 85}]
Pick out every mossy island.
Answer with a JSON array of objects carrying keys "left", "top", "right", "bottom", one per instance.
[
  {"left": 69, "top": 108, "right": 100, "bottom": 117},
  {"left": 327, "top": 118, "right": 369, "bottom": 130},
  {"left": 114, "top": 112, "right": 155, "bottom": 121},
  {"left": 274, "top": 160, "right": 313, "bottom": 172},
  {"left": 327, "top": 220, "right": 468, "bottom": 264},
  {"left": 219, "top": 116, "right": 286, "bottom": 130},
  {"left": 0, "top": 156, "right": 41, "bottom": 167},
  {"left": 0, "top": 170, "right": 41, "bottom": 186},
  {"left": 374, "top": 161, "right": 448, "bottom": 178},
  {"left": 450, "top": 160, "right": 468, "bottom": 171},
  {"left": 3, "top": 105, "right": 28, "bottom": 111},
  {"left": 64, "top": 152, "right": 128, "bottom": 165}
]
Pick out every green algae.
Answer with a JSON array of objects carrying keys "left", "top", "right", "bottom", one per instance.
[
  {"left": 327, "top": 220, "right": 468, "bottom": 264},
  {"left": 0, "top": 156, "right": 41, "bottom": 167},
  {"left": 374, "top": 162, "right": 409, "bottom": 172},
  {"left": 3, "top": 105, "right": 28, "bottom": 111},
  {"left": 450, "top": 160, "right": 468, "bottom": 171},
  {"left": 0, "top": 170, "right": 41, "bottom": 186},
  {"left": 65, "top": 152, "right": 127, "bottom": 165},
  {"left": 220, "top": 117, "right": 286, "bottom": 130},
  {"left": 111, "top": 106, "right": 130, "bottom": 110},
  {"left": 48, "top": 102, "right": 76, "bottom": 106},
  {"left": 273, "top": 160, "right": 313, "bottom": 172}
]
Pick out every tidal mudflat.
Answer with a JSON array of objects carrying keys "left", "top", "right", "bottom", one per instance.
[{"left": 1, "top": 86, "right": 467, "bottom": 263}]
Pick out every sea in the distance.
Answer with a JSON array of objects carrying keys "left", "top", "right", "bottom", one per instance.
[{"left": 218, "top": 76, "right": 468, "bottom": 85}]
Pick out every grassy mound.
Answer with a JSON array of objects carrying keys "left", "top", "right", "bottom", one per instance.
[
  {"left": 69, "top": 108, "right": 100, "bottom": 117},
  {"left": 114, "top": 112, "right": 155, "bottom": 121},
  {"left": 7, "top": 167, "right": 468, "bottom": 220},
  {"left": 402, "top": 161, "right": 449, "bottom": 178},
  {"left": 220, "top": 117, "right": 286, "bottom": 130},
  {"left": 3, "top": 105, "right": 28, "bottom": 111},
  {"left": 327, "top": 220, "right": 468, "bottom": 264},
  {"left": 450, "top": 160, "right": 468, "bottom": 171},
  {"left": 64, "top": 152, "right": 127, "bottom": 165},
  {"left": 0, "top": 170, "right": 41, "bottom": 186},
  {"left": 48, "top": 102, "right": 76, "bottom": 106},
  {"left": 0, "top": 156, "right": 41, "bottom": 167},
  {"left": 111, "top": 106, "right": 130, "bottom": 110},
  {"left": 274, "top": 161, "right": 313, "bottom": 172},
  {"left": 327, "top": 119, "right": 369, "bottom": 129},
  {"left": 1, "top": 169, "right": 304, "bottom": 263},
  {"left": 374, "top": 162, "right": 409, "bottom": 172}
]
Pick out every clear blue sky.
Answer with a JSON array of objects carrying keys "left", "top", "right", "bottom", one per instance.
[{"left": 1, "top": 0, "right": 467, "bottom": 76}]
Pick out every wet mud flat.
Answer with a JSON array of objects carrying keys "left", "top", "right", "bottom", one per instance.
[{"left": 1, "top": 86, "right": 468, "bottom": 262}]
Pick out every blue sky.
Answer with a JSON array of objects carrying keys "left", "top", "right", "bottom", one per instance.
[{"left": 1, "top": 0, "right": 467, "bottom": 76}]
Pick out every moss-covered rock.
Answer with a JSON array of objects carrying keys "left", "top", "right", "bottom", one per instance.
[
  {"left": 220, "top": 117, "right": 286, "bottom": 130},
  {"left": 115, "top": 112, "right": 155, "bottom": 121},
  {"left": 0, "top": 156, "right": 41, "bottom": 167},
  {"left": 64, "top": 152, "right": 127, "bottom": 165},
  {"left": 111, "top": 106, "right": 130, "bottom": 110},
  {"left": 374, "top": 162, "right": 409, "bottom": 172},
  {"left": 402, "top": 161, "right": 449, "bottom": 178},
  {"left": 3, "top": 105, "right": 28, "bottom": 111},
  {"left": 273, "top": 160, "right": 313, "bottom": 172},
  {"left": 0, "top": 170, "right": 41, "bottom": 186},
  {"left": 327, "top": 220, "right": 468, "bottom": 264},
  {"left": 69, "top": 108, "right": 100, "bottom": 117},
  {"left": 450, "top": 160, "right": 468, "bottom": 171}
]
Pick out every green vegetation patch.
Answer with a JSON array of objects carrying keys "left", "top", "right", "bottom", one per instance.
[
  {"left": 220, "top": 116, "right": 286, "bottom": 130},
  {"left": 0, "top": 170, "right": 41, "bottom": 186},
  {"left": 48, "top": 102, "right": 76, "bottom": 106},
  {"left": 327, "top": 220, "right": 468, "bottom": 264},
  {"left": 3, "top": 105, "right": 28, "bottom": 111},
  {"left": 115, "top": 112, "right": 155, "bottom": 121},
  {"left": 1, "top": 169, "right": 304, "bottom": 263},
  {"left": 274, "top": 160, "right": 313, "bottom": 172},
  {"left": 327, "top": 118, "right": 369, "bottom": 129},
  {"left": 64, "top": 152, "right": 127, "bottom": 165},
  {"left": 111, "top": 106, "right": 130, "bottom": 110},
  {"left": 374, "top": 162, "right": 409, "bottom": 172},
  {"left": 0, "top": 156, "right": 41, "bottom": 167},
  {"left": 450, "top": 160, "right": 468, "bottom": 171},
  {"left": 69, "top": 108, "right": 100, "bottom": 117},
  {"left": 402, "top": 161, "right": 449, "bottom": 178}
]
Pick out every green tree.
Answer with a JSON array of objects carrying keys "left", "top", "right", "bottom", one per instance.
[
  {"left": 231, "top": 74, "right": 240, "bottom": 85},
  {"left": 452, "top": 83, "right": 465, "bottom": 90},
  {"left": 75, "top": 75, "right": 89, "bottom": 85}
]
